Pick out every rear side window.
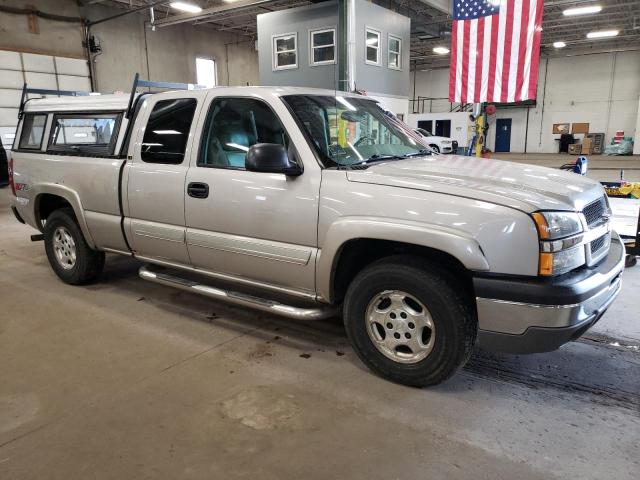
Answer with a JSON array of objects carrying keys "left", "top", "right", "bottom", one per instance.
[
  {"left": 19, "top": 114, "right": 47, "bottom": 150},
  {"left": 49, "top": 113, "right": 120, "bottom": 156},
  {"left": 141, "top": 98, "right": 197, "bottom": 164}
]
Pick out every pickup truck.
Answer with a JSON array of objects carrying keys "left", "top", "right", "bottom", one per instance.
[{"left": 9, "top": 83, "right": 624, "bottom": 386}]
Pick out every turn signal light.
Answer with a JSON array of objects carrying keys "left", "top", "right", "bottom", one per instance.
[
  {"left": 532, "top": 212, "right": 549, "bottom": 239},
  {"left": 539, "top": 253, "right": 553, "bottom": 275}
]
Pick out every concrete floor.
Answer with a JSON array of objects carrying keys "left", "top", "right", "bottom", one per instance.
[{"left": 0, "top": 183, "right": 639, "bottom": 480}]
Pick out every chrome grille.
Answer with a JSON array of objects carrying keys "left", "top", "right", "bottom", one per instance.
[
  {"left": 590, "top": 234, "right": 608, "bottom": 256},
  {"left": 582, "top": 197, "right": 606, "bottom": 227}
]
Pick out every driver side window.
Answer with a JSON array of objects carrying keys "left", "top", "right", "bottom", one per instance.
[{"left": 198, "top": 97, "right": 288, "bottom": 169}]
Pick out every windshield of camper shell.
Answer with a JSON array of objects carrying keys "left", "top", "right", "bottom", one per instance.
[{"left": 282, "top": 95, "right": 429, "bottom": 167}]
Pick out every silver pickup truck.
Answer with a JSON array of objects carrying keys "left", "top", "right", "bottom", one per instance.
[{"left": 9, "top": 84, "right": 624, "bottom": 386}]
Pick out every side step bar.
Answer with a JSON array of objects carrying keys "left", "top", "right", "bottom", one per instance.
[{"left": 138, "top": 265, "right": 336, "bottom": 321}]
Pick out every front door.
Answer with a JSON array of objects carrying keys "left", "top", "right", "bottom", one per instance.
[
  {"left": 124, "top": 93, "right": 203, "bottom": 264},
  {"left": 495, "top": 118, "right": 512, "bottom": 152},
  {"left": 184, "top": 94, "right": 320, "bottom": 295}
]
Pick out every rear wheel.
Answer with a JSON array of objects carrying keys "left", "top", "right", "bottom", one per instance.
[
  {"left": 44, "top": 208, "right": 105, "bottom": 285},
  {"left": 343, "top": 256, "right": 476, "bottom": 387}
]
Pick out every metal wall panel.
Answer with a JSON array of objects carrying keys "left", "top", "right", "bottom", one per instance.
[{"left": 0, "top": 49, "right": 90, "bottom": 147}]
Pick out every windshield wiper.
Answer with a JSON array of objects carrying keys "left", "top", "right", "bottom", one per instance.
[
  {"left": 345, "top": 154, "right": 406, "bottom": 167},
  {"left": 403, "top": 149, "right": 433, "bottom": 157}
]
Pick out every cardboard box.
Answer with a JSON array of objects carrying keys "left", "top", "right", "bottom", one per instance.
[
  {"left": 581, "top": 138, "right": 593, "bottom": 155},
  {"left": 568, "top": 143, "right": 582, "bottom": 155}
]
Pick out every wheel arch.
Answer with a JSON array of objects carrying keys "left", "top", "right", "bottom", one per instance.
[
  {"left": 317, "top": 217, "right": 489, "bottom": 304},
  {"left": 33, "top": 184, "right": 96, "bottom": 248}
]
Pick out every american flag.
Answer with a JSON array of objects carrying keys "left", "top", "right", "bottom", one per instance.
[{"left": 448, "top": 0, "right": 543, "bottom": 104}]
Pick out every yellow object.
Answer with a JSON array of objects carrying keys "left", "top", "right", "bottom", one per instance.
[
  {"left": 531, "top": 212, "right": 550, "bottom": 239},
  {"left": 618, "top": 183, "right": 640, "bottom": 199},
  {"left": 475, "top": 114, "right": 485, "bottom": 157},
  {"left": 539, "top": 253, "right": 554, "bottom": 276}
]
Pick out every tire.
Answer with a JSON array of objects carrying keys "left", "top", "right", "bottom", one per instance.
[
  {"left": 429, "top": 144, "right": 440, "bottom": 153},
  {"left": 43, "top": 208, "right": 105, "bottom": 285},
  {"left": 343, "top": 255, "right": 477, "bottom": 387}
]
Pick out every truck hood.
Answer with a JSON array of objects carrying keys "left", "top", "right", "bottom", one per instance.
[{"left": 346, "top": 155, "right": 605, "bottom": 212}]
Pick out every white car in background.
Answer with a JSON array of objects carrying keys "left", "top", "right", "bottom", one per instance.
[{"left": 414, "top": 128, "right": 457, "bottom": 154}]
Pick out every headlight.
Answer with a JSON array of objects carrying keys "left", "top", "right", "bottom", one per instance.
[
  {"left": 539, "top": 244, "right": 586, "bottom": 276},
  {"left": 532, "top": 211, "right": 582, "bottom": 239},
  {"left": 532, "top": 211, "right": 585, "bottom": 276}
]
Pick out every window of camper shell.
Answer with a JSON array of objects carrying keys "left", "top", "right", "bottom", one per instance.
[
  {"left": 48, "top": 112, "right": 121, "bottom": 157},
  {"left": 18, "top": 114, "right": 47, "bottom": 150}
]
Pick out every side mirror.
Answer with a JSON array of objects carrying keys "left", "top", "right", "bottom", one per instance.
[{"left": 245, "top": 143, "right": 302, "bottom": 176}]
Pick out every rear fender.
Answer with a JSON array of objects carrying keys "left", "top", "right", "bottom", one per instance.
[{"left": 33, "top": 183, "right": 96, "bottom": 249}]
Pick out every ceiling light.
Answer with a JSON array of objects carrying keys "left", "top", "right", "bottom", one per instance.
[
  {"left": 586, "top": 30, "right": 619, "bottom": 39},
  {"left": 563, "top": 5, "right": 602, "bottom": 16},
  {"left": 553, "top": 41, "right": 566, "bottom": 48},
  {"left": 170, "top": 2, "right": 202, "bottom": 13},
  {"left": 433, "top": 46, "right": 450, "bottom": 55}
]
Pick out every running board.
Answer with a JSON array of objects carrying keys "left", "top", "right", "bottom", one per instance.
[{"left": 138, "top": 265, "right": 336, "bottom": 321}]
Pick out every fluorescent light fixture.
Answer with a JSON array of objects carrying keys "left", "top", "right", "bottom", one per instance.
[
  {"left": 553, "top": 41, "right": 566, "bottom": 48},
  {"left": 586, "top": 30, "right": 619, "bottom": 39},
  {"left": 563, "top": 5, "right": 602, "bottom": 16},
  {"left": 433, "top": 46, "right": 450, "bottom": 55},
  {"left": 153, "top": 130, "right": 182, "bottom": 135},
  {"left": 170, "top": 2, "right": 202, "bottom": 13}
]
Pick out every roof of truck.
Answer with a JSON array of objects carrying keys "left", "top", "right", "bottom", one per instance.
[{"left": 21, "top": 86, "right": 370, "bottom": 113}]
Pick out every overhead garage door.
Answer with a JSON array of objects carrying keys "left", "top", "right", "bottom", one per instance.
[{"left": 0, "top": 50, "right": 91, "bottom": 148}]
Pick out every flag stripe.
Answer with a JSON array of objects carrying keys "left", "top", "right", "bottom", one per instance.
[
  {"left": 467, "top": 19, "right": 478, "bottom": 103},
  {"left": 461, "top": 20, "right": 471, "bottom": 103},
  {"left": 480, "top": 15, "right": 492, "bottom": 102},
  {"left": 456, "top": 20, "right": 465, "bottom": 102},
  {"left": 449, "top": 20, "right": 459, "bottom": 103},
  {"left": 500, "top": 1, "right": 514, "bottom": 103},
  {"left": 507, "top": 0, "right": 523, "bottom": 102},
  {"left": 486, "top": 13, "right": 499, "bottom": 102},
  {"left": 473, "top": 16, "right": 485, "bottom": 102}
]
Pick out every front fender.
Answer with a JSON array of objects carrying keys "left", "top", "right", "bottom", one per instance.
[
  {"left": 32, "top": 183, "right": 96, "bottom": 249},
  {"left": 316, "top": 216, "right": 489, "bottom": 302}
]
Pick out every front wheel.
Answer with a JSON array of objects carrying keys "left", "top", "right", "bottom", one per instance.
[
  {"left": 44, "top": 208, "right": 105, "bottom": 285},
  {"left": 429, "top": 144, "right": 440, "bottom": 153},
  {"left": 343, "top": 256, "right": 476, "bottom": 387}
]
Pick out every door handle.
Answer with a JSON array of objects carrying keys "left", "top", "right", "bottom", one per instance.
[{"left": 187, "top": 182, "right": 209, "bottom": 199}]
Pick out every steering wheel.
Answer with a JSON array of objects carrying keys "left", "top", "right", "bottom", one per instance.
[{"left": 354, "top": 134, "right": 376, "bottom": 147}]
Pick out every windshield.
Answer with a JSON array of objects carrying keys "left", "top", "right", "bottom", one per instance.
[{"left": 282, "top": 95, "right": 430, "bottom": 167}]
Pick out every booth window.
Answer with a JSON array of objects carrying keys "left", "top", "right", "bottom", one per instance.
[
  {"left": 388, "top": 34, "right": 402, "bottom": 70},
  {"left": 273, "top": 33, "right": 298, "bottom": 70},
  {"left": 365, "top": 28, "right": 381, "bottom": 65},
  {"left": 310, "top": 28, "right": 336, "bottom": 65}
]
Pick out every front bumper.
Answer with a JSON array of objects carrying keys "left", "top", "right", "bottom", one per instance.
[{"left": 474, "top": 232, "right": 625, "bottom": 354}]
